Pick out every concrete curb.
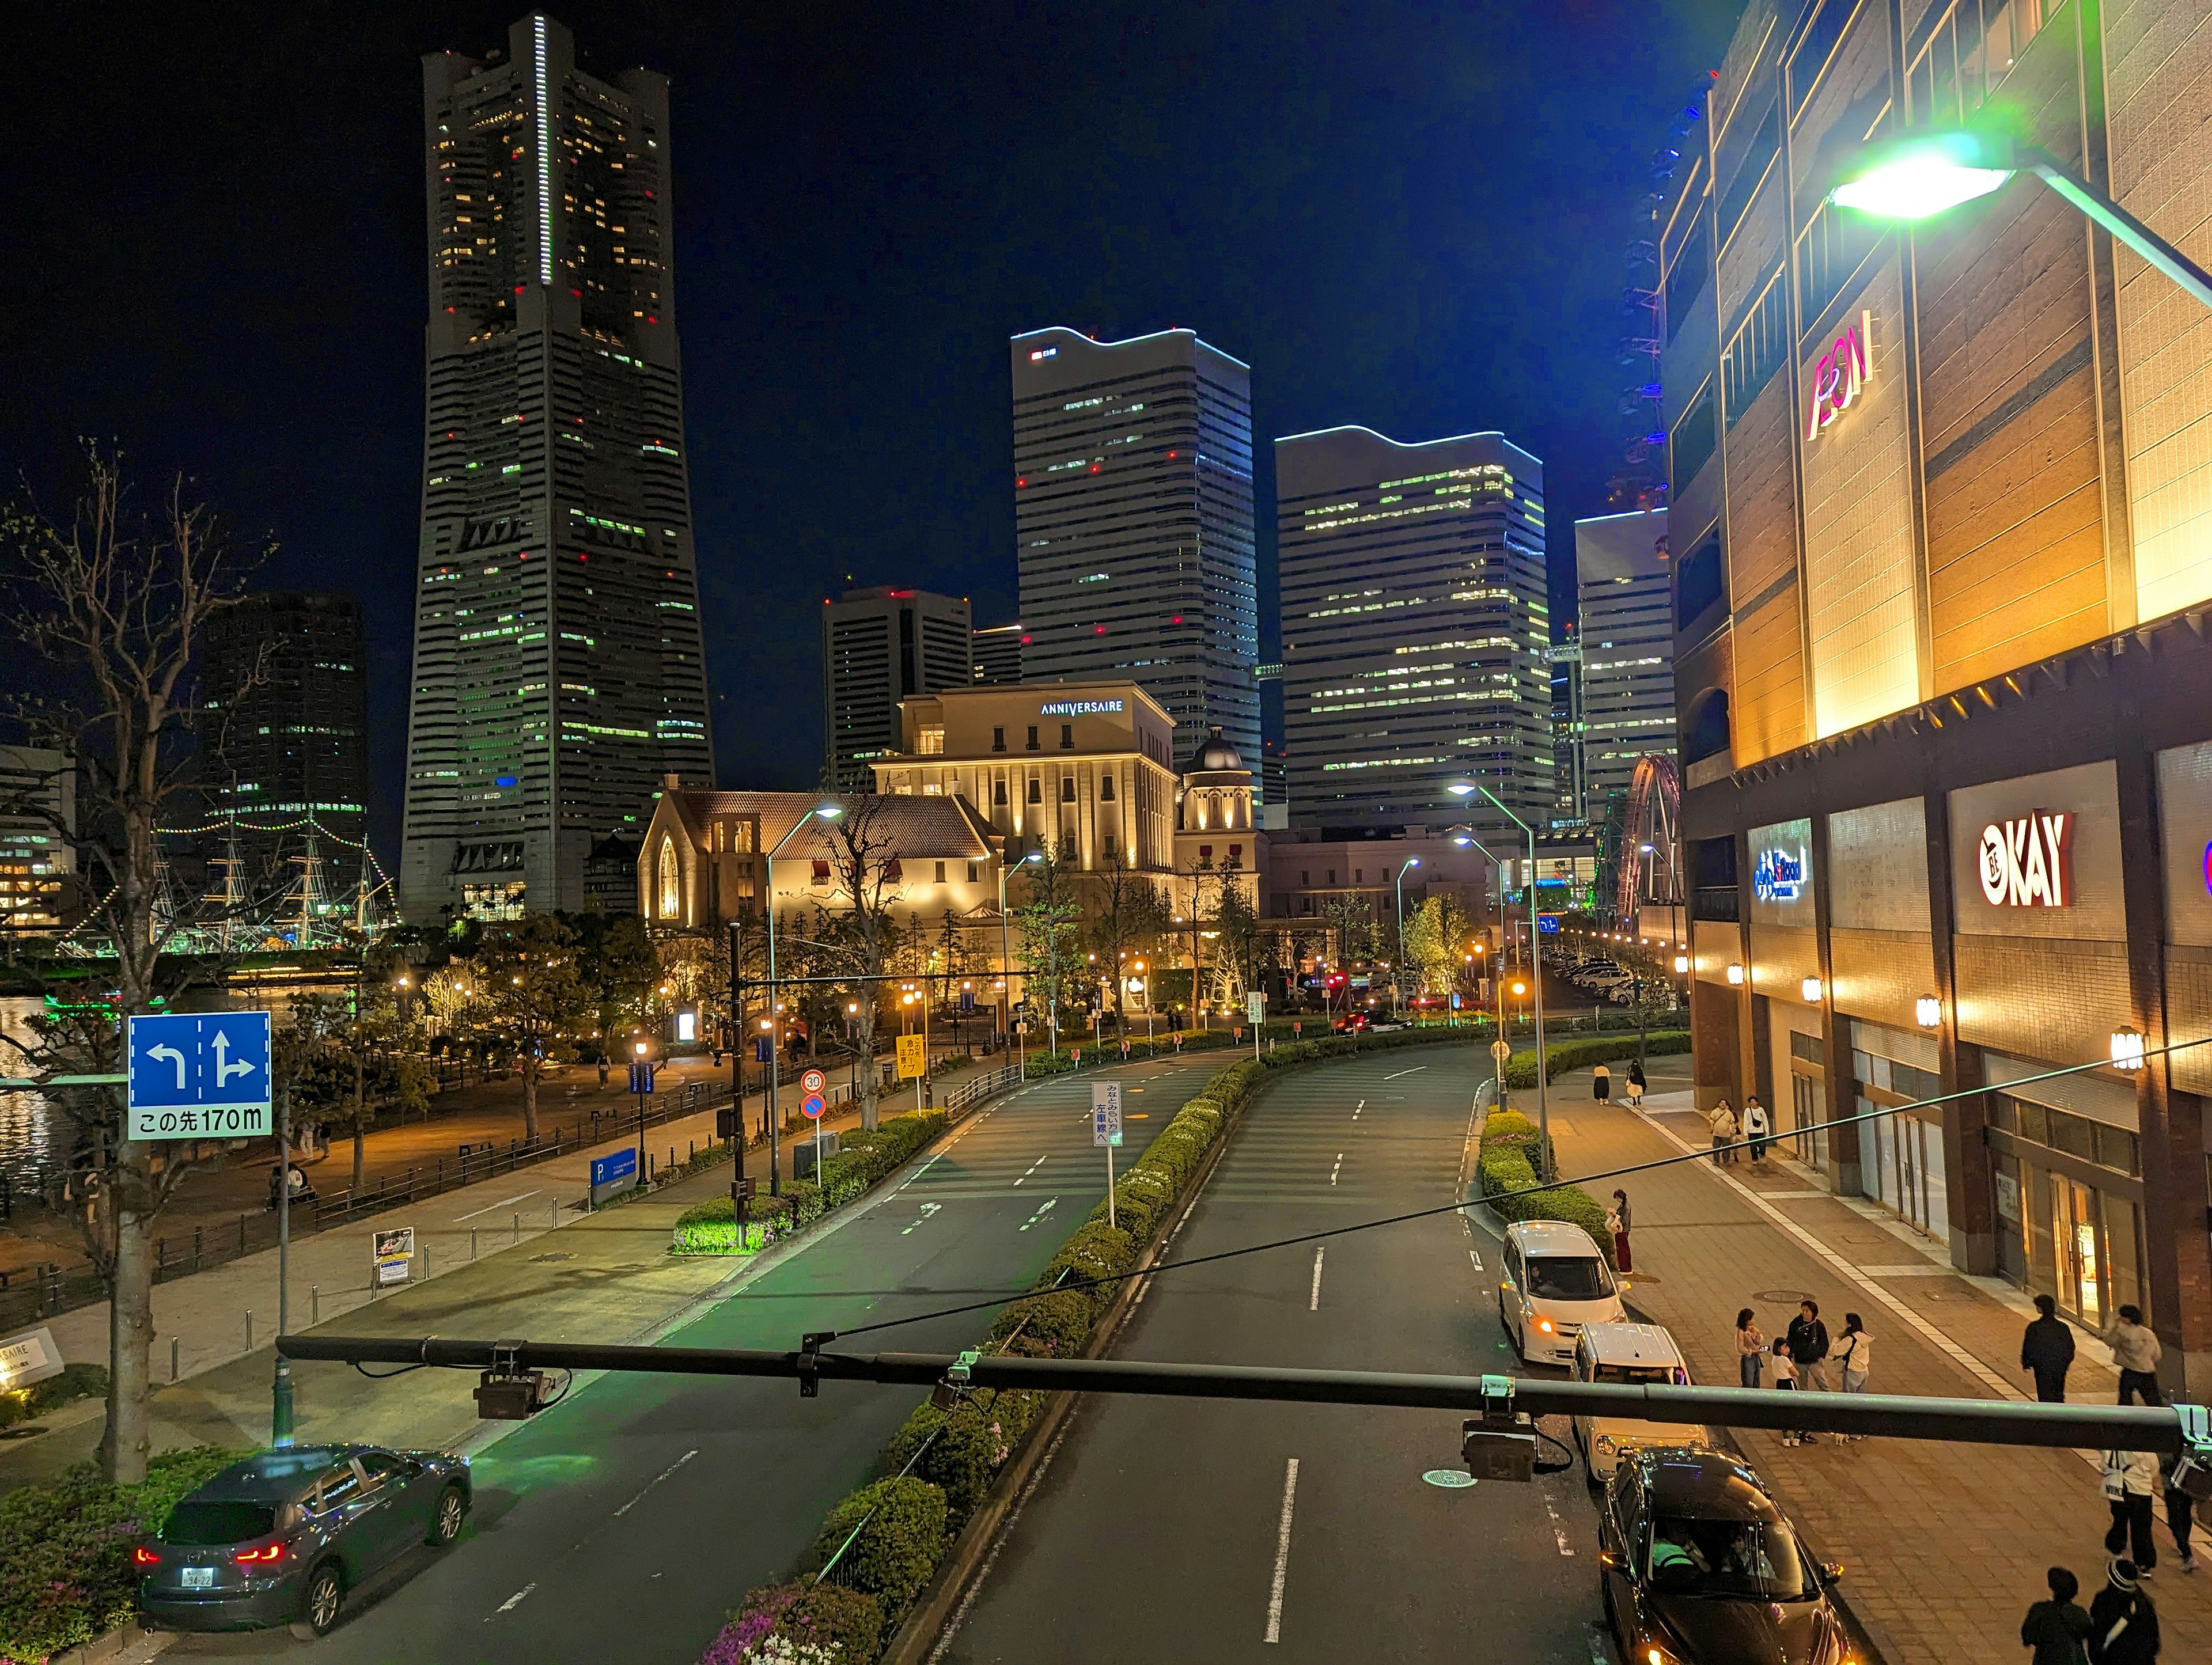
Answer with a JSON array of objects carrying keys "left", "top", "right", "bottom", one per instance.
[
  {"left": 880, "top": 1061, "right": 1271, "bottom": 1665},
  {"left": 43, "top": 1623, "right": 176, "bottom": 1665}
]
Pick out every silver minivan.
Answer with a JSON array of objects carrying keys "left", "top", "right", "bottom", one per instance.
[{"left": 1497, "top": 1219, "right": 1627, "bottom": 1365}]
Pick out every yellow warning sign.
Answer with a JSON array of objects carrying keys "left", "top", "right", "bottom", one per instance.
[{"left": 896, "top": 1034, "right": 928, "bottom": 1079}]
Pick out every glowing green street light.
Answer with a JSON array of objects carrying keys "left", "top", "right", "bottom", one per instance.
[{"left": 1830, "top": 129, "right": 2212, "bottom": 309}]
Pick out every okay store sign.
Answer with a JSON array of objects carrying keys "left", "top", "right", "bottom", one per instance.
[{"left": 1949, "top": 763, "right": 2123, "bottom": 940}]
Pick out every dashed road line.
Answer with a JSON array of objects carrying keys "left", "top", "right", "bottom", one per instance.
[
  {"left": 1264, "top": 1457, "right": 1300, "bottom": 1643},
  {"left": 1329, "top": 1153, "right": 1343, "bottom": 1186},
  {"left": 1012, "top": 1155, "right": 1050, "bottom": 1185},
  {"left": 1383, "top": 1065, "right": 1427, "bottom": 1080},
  {"left": 612, "top": 1447, "right": 698, "bottom": 1518},
  {"left": 1540, "top": 1487, "right": 1575, "bottom": 1557},
  {"left": 900, "top": 1201, "right": 942, "bottom": 1236},
  {"left": 492, "top": 1582, "right": 537, "bottom": 1615},
  {"left": 1018, "top": 1196, "right": 1059, "bottom": 1232},
  {"left": 1308, "top": 1245, "right": 1324, "bottom": 1310}
]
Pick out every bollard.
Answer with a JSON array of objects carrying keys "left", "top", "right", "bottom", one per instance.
[
  {"left": 472, "top": 1227, "right": 479, "bottom": 1260},
  {"left": 312, "top": 1285, "right": 320, "bottom": 1325},
  {"left": 549, "top": 1198, "right": 558, "bottom": 1230},
  {"left": 421, "top": 1240, "right": 430, "bottom": 1281},
  {"left": 171, "top": 1336, "right": 180, "bottom": 1382},
  {"left": 512, "top": 1211, "right": 519, "bottom": 1244},
  {"left": 245, "top": 1310, "right": 254, "bottom": 1351}
]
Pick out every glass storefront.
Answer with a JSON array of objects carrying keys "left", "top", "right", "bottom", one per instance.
[
  {"left": 1853, "top": 1047, "right": 1945, "bottom": 1239},
  {"left": 1989, "top": 1093, "right": 2144, "bottom": 1324},
  {"left": 1787, "top": 1031, "right": 1826, "bottom": 1169}
]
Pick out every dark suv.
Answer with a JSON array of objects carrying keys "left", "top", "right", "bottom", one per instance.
[
  {"left": 1599, "top": 1448, "right": 1854, "bottom": 1665},
  {"left": 138, "top": 1444, "right": 470, "bottom": 1636}
]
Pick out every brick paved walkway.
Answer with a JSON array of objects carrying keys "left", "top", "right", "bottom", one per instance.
[{"left": 1543, "top": 1056, "right": 2207, "bottom": 1664}]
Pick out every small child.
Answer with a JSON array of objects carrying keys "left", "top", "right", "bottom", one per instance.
[{"left": 1773, "top": 1340, "right": 1802, "bottom": 1446}]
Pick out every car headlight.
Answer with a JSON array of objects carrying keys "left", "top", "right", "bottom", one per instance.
[
  {"left": 1537, "top": 1318, "right": 1554, "bottom": 1333},
  {"left": 1642, "top": 1644, "right": 1681, "bottom": 1665}
]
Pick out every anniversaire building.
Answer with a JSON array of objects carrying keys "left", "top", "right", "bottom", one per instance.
[{"left": 1666, "top": 0, "right": 2212, "bottom": 1392}]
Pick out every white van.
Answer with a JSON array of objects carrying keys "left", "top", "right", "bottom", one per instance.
[
  {"left": 1569, "top": 1321, "right": 1710, "bottom": 1486},
  {"left": 1497, "top": 1220, "right": 1627, "bottom": 1365}
]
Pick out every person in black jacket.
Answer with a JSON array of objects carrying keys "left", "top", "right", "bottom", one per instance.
[
  {"left": 2088, "top": 1558, "right": 2158, "bottom": 1663},
  {"left": 2021, "top": 1566, "right": 2090, "bottom": 1665},
  {"left": 1786, "top": 1299, "right": 1832, "bottom": 1398},
  {"left": 2022, "top": 1293, "right": 2078, "bottom": 1403}
]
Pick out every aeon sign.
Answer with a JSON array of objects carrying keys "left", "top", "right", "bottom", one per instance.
[
  {"left": 1752, "top": 845, "right": 1806, "bottom": 904},
  {"left": 1804, "top": 309, "right": 1874, "bottom": 442},
  {"left": 1977, "top": 812, "right": 2073, "bottom": 908}
]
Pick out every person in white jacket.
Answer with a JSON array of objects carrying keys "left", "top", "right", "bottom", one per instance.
[
  {"left": 2104, "top": 1446, "right": 2160, "bottom": 1572},
  {"left": 1743, "top": 1098, "right": 1773, "bottom": 1165}
]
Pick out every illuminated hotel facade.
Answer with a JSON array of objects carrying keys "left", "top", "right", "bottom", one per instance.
[
  {"left": 1010, "top": 328, "right": 1261, "bottom": 779},
  {"left": 1275, "top": 426, "right": 1551, "bottom": 847},
  {"left": 399, "top": 13, "right": 714, "bottom": 921},
  {"left": 1671, "top": 0, "right": 2212, "bottom": 1390}
]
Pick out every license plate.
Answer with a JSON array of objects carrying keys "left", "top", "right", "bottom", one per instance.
[{"left": 181, "top": 1566, "right": 215, "bottom": 1589}]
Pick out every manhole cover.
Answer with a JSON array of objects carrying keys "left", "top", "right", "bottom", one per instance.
[
  {"left": 1421, "top": 1469, "right": 1478, "bottom": 1489},
  {"left": 528, "top": 1251, "right": 575, "bottom": 1264},
  {"left": 1754, "top": 1289, "right": 1815, "bottom": 1304}
]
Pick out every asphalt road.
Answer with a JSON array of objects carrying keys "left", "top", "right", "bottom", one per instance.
[
  {"left": 941, "top": 1044, "right": 1608, "bottom": 1665},
  {"left": 165, "top": 1055, "right": 1218, "bottom": 1665}
]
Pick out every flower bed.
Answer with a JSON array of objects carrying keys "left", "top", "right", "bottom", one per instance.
[
  {"left": 0, "top": 1444, "right": 255, "bottom": 1662},
  {"left": 671, "top": 1113, "right": 948, "bottom": 1256}
]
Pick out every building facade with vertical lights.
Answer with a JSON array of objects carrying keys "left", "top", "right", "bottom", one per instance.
[
  {"left": 1010, "top": 328, "right": 1260, "bottom": 779},
  {"left": 1668, "top": 0, "right": 2212, "bottom": 1390},
  {"left": 821, "top": 587, "right": 972, "bottom": 792},
  {"left": 1574, "top": 509, "right": 1676, "bottom": 821},
  {"left": 400, "top": 12, "right": 713, "bottom": 922},
  {"left": 1275, "top": 426, "right": 1551, "bottom": 849}
]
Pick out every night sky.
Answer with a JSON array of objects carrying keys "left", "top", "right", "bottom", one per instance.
[{"left": 4, "top": 1, "right": 1734, "bottom": 855}]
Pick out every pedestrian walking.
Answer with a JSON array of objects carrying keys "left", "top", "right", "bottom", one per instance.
[
  {"left": 2161, "top": 1455, "right": 2198, "bottom": 1575},
  {"left": 2103, "top": 1447, "right": 2159, "bottom": 1572},
  {"left": 2023, "top": 1293, "right": 2078, "bottom": 1402},
  {"left": 1607, "top": 1189, "right": 1633, "bottom": 1275},
  {"left": 1593, "top": 1062, "right": 1612, "bottom": 1102},
  {"left": 1743, "top": 1098, "right": 1772, "bottom": 1165},
  {"left": 2022, "top": 1566, "right": 2091, "bottom": 1665},
  {"left": 2105, "top": 1306, "right": 2164, "bottom": 1406},
  {"left": 1787, "top": 1299, "right": 1832, "bottom": 1398},
  {"left": 1835, "top": 1313, "right": 1872, "bottom": 1437},
  {"left": 1736, "top": 1307, "right": 1765, "bottom": 1389},
  {"left": 1626, "top": 1059, "right": 1646, "bottom": 1106},
  {"left": 2088, "top": 1559, "right": 2158, "bottom": 1664},
  {"left": 1708, "top": 1098, "right": 1738, "bottom": 1166},
  {"left": 1772, "top": 1339, "right": 1805, "bottom": 1444}
]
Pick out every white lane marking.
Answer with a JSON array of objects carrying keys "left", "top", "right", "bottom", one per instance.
[
  {"left": 1264, "top": 1457, "right": 1300, "bottom": 1643},
  {"left": 612, "top": 1447, "right": 698, "bottom": 1518},
  {"left": 1352, "top": 1099, "right": 1363, "bottom": 1121},
  {"left": 1308, "top": 1246, "right": 1325, "bottom": 1310},
  {"left": 1018, "top": 1196, "right": 1059, "bottom": 1232},
  {"left": 453, "top": 1189, "right": 540, "bottom": 1223},
  {"left": 1540, "top": 1488, "right": 1575, "bottom": 1556},
  {"left": 1468, "top": 1249, "right": 1484, "bottom": 1273},
  {"left": 1329, "top": 1153, "right": 1343, "bottom": 1186},
  {"left": 894, "top": 1153, "right": 945, "bottom": 1194},
  {"left": 929, "top": 1406, "right": 1078, "bottom": 1662},
  {"left": 900, "top": 1201, "right": 943, "bottom": 1236},
  {"left": 1012, "top": 1155, "right": 1049, "bottom": 1185},
  {"left": 494, "top": 1581, "right": 537, "bottom": 1614},
  {"left": 1383, "top": 1065, "right": 1427, "bottom": 1080}
]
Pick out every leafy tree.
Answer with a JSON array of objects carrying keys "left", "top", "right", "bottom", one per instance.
[
  {"left": 475, "top": 914, "right": 589, "bottom": 1142},
  {"left": 1012, "top": 851, "right": 1083, "bottom": 1049},
  {"left": 805, "top": 795, "right": 908, "bottom": 1131},
  {"left": 1208, "top": 874, "right": 1264, "bottom": 1012},
  {"left": 1319, "top": 890, "right": 1377, "bottom": 967},
  {"left": 571, "top": 909, "right": 661, "bottom": 1071},
  {"left": 1403, "top": 892, "right": 1480, "bottom": 995}
]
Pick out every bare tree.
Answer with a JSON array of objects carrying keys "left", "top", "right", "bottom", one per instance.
[
  {"left": 806, "top": 795, "right": 907, "bottom": 1131},
  {"left": 1089, "top": 853, "right": 1169, "bottom": 1029},
  {"left": 1, "top": 449, "right": 257, "bottom": 1482}
]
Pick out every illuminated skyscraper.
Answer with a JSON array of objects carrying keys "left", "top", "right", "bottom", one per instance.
[
  {"left": 1276, "top": 427, "right": 1550, "bottom": 842},
  {"left": 821, "top": 587, "right": 972, "bottom": 791},
  {"left": 400, "top": 12, "right": 713, "bottom": 921},
  {"left": 1574, "top": 508, "right": 1674, "bottom": 816},
  {"left": 1011, "top": 328, "right": 1260, "bottom": 777}
]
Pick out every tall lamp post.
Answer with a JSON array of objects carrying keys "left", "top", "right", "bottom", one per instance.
[
  {"left": 726, "top": 918, "right": 747, "bottom": 1224},
  {"left": 764, "top": 802, "right": 843, "bottom": 1191},
  {"left": 998, "top": 850, "right": 1043, "bottom": 1074},
  {"left": 1451, "top": 783, "right": 1551, "bottom": 1180},
  {"left": 1830, "top": 129, "right": 2212, "bottom": 308},
  {"left": 1392, "top": 857, "right": 1420, "bottom": 1018},
  {"left": 1450, "top": 826, "right": 1513, "bottom": 1109}
]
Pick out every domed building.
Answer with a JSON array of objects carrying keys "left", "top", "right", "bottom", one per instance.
[{"left": 1174, "top": 727, "right": 1260, "bottom": 911}]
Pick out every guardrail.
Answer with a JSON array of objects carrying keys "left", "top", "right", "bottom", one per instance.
[{"left": 942, "top": 1063, "right": 1022, "bottom": 1117}]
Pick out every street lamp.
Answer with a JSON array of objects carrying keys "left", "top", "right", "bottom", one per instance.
[
  {"left": 1450, "top": 782, "right": 1552, "bottom": 1179},
  {"left": 998, "top": 849, "right": 1044, "bottom": 1074},
  {"left": 2111, "top": 1025, "right": 2146, "bottom": 1071},
  {"left": 1392, "top": 857, "right": 1419, "bottom": 1017},
  {"left": 1831, "top": 129, "right": 2212, "bottom": 309},
  {"left": 1916, "top": 993, "right": 1941, "bottom": 1029},
  {"left": 759, "top": 801, "right": 842, "bottom": 1190}
]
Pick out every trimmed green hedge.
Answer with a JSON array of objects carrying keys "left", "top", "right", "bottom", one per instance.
[
  {"left": 807, "top": 1477, "right": 949, "bottom": 1617},
  {"left": 1475, "top": 1108, "right": 1618, "bottom": 1269},
  {"left": 671, "top": 1112, "right": 948, "bottom": 1254},
  {"left": 0, "top": 1445, "right": 256, "bottom": 1660},
  {"left": 1502, "top": 1031, "right": 1688, "bottom": 1089}
]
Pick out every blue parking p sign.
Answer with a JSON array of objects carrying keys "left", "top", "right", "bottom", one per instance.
[{"left": 126, "top": 1012, "right": 272, "bottom": 1141}]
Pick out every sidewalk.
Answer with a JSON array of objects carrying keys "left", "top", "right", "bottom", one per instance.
[{"left": 1539, "top": 1056, "right": 2209, "bottom": 1664}]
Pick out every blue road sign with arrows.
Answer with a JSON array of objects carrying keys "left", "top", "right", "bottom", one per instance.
[{"left": 126, "top": 1011, "right": 272, "bottom": 1141}]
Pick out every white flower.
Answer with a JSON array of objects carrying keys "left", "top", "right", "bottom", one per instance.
[{"left": 739, "top": 1636, "right": 842, "bottom": 1664}]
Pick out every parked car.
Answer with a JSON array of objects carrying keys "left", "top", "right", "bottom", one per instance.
[
  {"left": 1497, "top": 1219, "right": 1627, "bottom": 1365},
  {"left": 139, "top": 1445, "right": 471, "bottom": 1637},
  {"left": 1599, "top": 1448, "right": 1853, "bottom": 1665},
  {"left": 1570, "top": 1322, "right": 1710, "bottom": 1488}
]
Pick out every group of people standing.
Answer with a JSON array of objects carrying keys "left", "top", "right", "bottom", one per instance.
[{"left": 1733, "top": 1299, "right": 1872, "bottom": 1445}]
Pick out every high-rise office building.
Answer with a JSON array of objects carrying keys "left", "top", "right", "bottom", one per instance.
[
  {"left": 1276, "top": 426, "right": 1550, "bottom": 844},
  {"left": 971, "top": 621, "right": 1024, "bottom": 686},
  {"left": 203, "top": 591, "right": 372, "bottom": 896},
  {"left": 0, "top": 746, "right": 74, "bottom": 933},
  {"left": 1574, "top": 508, "right": 1675, "bottom": 814},
  {"left": 1010, "top": 328, "right": 1259, "bottom": 776},
  {"left": 1548, "top": 638, "right": 1588, "bottom": 825},
  {"left": 400, "top": 12, "right": 713, "bottom": 923},
  {"left": 821, "top": 587, "right": 972, "bottom": 791}
]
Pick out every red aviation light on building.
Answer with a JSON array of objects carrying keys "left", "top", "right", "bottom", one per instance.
[
  {"left": 1094, "top": 624, "right": 1107, "bottom": 634},
  {"left": 1020, "top": 634, "right": 1032, "bottom": 644},
  {"left": 1016, "top": 477, "right": 1027, "bottom": 488},
  {"left": 1089, "top": 462, "right": 1101, "bottom": 473},
  {"left": 1167, "top": 450, "right": 1178, "bottom": 458}
]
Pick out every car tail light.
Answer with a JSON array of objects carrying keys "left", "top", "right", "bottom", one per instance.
[
  {"left": 133, "top": 1546, "right": 160, "bottom": 1566},
  {"left": 233, "top": 1543, "right": 287, "bottom": 1565}
]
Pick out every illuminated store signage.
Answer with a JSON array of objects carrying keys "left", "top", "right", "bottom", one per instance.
[
  {"left": 1039, "top": 699, "right": 1123, "bottom": 716},
  {"left": 1977, "top": 811, "right": 2073, "bottom": 908},
  {"left": 1804, "top": 309, "right": 1874, "bottom": 442},
  {"left": 1752, "top": 844, "right": 1806, "bottom": 904}
]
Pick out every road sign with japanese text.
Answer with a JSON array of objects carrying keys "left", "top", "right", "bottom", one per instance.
[
  {"left": 896, "top": 1035, "right": 927, "bottom": 1078},
  {"left": 126, "top": 1012, "right": 271, "bottom": 1141},
  {"left": 1091, "top": 1080, "right": 1123, "bottom": 1147}
]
